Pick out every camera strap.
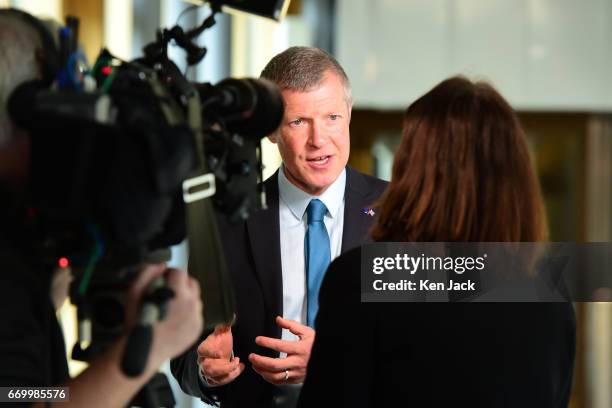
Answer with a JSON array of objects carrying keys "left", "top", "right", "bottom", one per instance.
[
  {"left": 184, "top": 94, "right": 236, "bottom": 329},
  {"left": 148, "top": 72, "right": 236, "bottom": 329}
]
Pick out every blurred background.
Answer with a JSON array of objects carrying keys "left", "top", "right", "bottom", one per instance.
[{"left": 1, "top": 0, "right": 610, "bottom": 407}]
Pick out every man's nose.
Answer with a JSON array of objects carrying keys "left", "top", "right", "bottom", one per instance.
[{"left": 308, "top": 121, "right": 327, "bottom": 147}]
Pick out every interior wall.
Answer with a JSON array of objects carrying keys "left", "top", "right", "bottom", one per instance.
[{"left": 63, "top": 0, "right": 103, "bottom": 63}]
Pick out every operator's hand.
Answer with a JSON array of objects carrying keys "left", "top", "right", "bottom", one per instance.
[
  {"left": 50, "top": 266, "right": 72, "bottom": 310},
  {"left": 248, "top": 316, "right": 315, "bottom": 385},
  {"left": 47, "top": 265, "right": 203, "bottom": 408},
  {"left": 125, "top": 264, "right": 204, "bottom": 365},
  {"left": 197, "top": 324, "right": 245, "bottom": 386}
]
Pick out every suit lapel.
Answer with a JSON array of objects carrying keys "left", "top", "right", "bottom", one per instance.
[
  {"left": 244, "top": 168, "right": 379, "bottom": 339},
  {"left": 341, "top": 167, "right": 378, "bottom": 253},
  {"left": 246, "top": 172, "right": 283, "bottom": 337}
]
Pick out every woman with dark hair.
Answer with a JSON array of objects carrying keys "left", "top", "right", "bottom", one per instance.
[{"left": 297, "top": 77, "right": 575, "bottom": 407}]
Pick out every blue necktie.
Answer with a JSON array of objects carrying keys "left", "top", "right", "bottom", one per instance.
[{"left": 305, "top": 199, "right": 331, "bottom": 327}]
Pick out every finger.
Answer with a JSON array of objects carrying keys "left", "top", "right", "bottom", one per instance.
[
  {"left": 197, "top": 341, "right": 222, "bottom": 359},
  {"left": 275, "top": 316, "right": 314, "bottom": 338},
  {"left": 202, "top": 358, "right": 240, "bottom": 378},
  {"left": 251, "top": 354, "right": 303, "bottom": 374},
  {"left": 269, "top": 370, "right": 290, "bottom": 384},
  {"left": 125, "top": 263, "right": 166, "bottom": 326},
  {"left": 197, "top": 352, "right": 224, "bottom": 366},
  {"left": 213, "top": 323, "right": 232, "bottom": 335},
  {"left": 196, "top": 334, "right": 223, "bottom": 358},
  {"left": 201, "top": 355, "right": 239, "bottom": 375},
  {"left": 188, "top": 277, "right": 201, "bottom": 298},
  {"left": 255, "top": 336, "right": 299, "bottom": 355},
  {"left": 165, "top": 267, "right": 187, "bottom": 290},
  {"left": 254, "top": 367, "right": 302, "bottom": 386},
  {"left": 208, "top": 358, "right": 245, "bottom": 384},
  {"left": 248, "top": 353, "right": 287, "bottom": 373},
  {"left": 251, "top": 364, "right": 276, "bottom": 381},
  {"left": 284, "top": 371, "right": 305, "bottom": 385},
  {"left": 197, "top": 327, "right": 232, "bottom": 358},
  {"left": 129, "top": 263, "right": 166, "bottom": 298}
]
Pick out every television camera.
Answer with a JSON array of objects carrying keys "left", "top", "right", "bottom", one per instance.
[{"left": 6, "top": 1, "right": 289, "bottom": 405}]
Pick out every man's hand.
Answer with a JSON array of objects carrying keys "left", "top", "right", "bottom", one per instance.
[
  {"left": 248, "top": 316, "right": 315, "bottom": 385},
  {"left": 197, "top": 324, "right": 245, "bottom": 386}
]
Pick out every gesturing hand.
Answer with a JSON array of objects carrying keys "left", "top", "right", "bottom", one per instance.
[
  {"left": 197, "top": 324, "right": 244, "bottom": 386},
  {"left": 248, "top": 316, "right": 315, "bottom": 385}
]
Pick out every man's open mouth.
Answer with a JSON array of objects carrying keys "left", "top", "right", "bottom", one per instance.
[{"left": 307, "top": 155, "right": 331, "bottom": 165}]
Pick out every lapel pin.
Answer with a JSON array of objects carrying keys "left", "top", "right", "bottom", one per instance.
[{"left": 362, "top": 207, "right": 375, "bottom": 217}]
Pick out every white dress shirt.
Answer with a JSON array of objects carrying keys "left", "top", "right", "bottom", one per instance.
[{"left": 278, "top": 166, "right": 346, "bottom": 346}]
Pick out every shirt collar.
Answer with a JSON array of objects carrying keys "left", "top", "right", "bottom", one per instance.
[{"left": 278, "top": 165, "right": 346, "bottom": 221}]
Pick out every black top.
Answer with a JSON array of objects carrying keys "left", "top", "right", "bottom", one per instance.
[
  {"left": 298, "top": 247, "right": 576, "bottom": 408},
  {"left": 0, "top": 189, "right": 69, "bottom": 388},
  {"left": 171, "top": 168, "right": 388, "bottom": 407}
]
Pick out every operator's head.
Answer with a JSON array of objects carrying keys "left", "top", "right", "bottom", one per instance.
[
  {"left": 0, "top": 9, "right": 54, "bottom": 189},
  {"left": 261, "top": 46, "right": 352, "bottom": 196},
  {"left": 0, "top": 9, "right": 47, "bottom": 148}
]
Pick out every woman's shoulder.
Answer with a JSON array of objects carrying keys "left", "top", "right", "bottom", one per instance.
[
  {"left": 327, "top": 246, "right": 362, "bottom": 283},
  {"left": 318, "top": 246, "right": 363, "bottom": 305},
  {"left": 330, "top": 246, "right": 362, "bottom": 270}
]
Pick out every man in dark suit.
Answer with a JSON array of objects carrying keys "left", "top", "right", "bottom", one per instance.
[{"left": 171, "top": 46, "right": 387, "bottom": 407}]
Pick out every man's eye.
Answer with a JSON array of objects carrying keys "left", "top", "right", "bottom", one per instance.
[
  {"left": 329, "top": 114, "right": 340, "bottom": 121},
  {"left": 290, "top": 118, "right": 303, "bottom": 126}
]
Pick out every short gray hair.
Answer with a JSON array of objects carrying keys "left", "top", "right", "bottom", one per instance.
[
  {"left": 0, "top": 13, "right": 43, "bottom": 147},
  {"left": 260, "top": 46, "right": 352, "bottom": 106}
]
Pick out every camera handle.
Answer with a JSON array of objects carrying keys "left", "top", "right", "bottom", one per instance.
[
  {"left": 121, "top": 277, "right": 175, "bottom": 377},
  {"left": 143, "top": 1, "right": 221, "bottom": 67}
]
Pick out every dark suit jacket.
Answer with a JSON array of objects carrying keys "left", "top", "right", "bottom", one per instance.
[
  {"left": 171, "top": 167, "right": 387, "bottom": 407},
  {"left": 298, "top": 247, "right": 576, "bottom": 408}
]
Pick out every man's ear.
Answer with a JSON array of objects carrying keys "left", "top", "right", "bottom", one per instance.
[{"left": 268, "top": 132, "right": 278, "bottom": 144}]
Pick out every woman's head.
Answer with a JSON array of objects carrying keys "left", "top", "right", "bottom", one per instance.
[{"left": 372, "top": 76, "right": 547, "bottom": 242}]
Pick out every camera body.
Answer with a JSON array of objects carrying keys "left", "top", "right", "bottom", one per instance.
[{"left": 6, "top": 3, "right": 284, "bottom": 369}]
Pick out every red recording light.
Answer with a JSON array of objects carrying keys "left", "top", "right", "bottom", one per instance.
[
  {"left": 26, "top": 207, "right": 36, "bottom": 218},
  {"left": 58, "top": 257, "right": 69, "bottom": 268},
  {"left": 102, "top": 65, "right": 113, "bottom": 76}
]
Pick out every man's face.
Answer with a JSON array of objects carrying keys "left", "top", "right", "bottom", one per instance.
[{"left": 269, "top": 70, "right": 351, "bottom": 196}]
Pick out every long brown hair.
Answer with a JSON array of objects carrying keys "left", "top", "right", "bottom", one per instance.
[{"left": 371, "top": 76, "right": 548, "bottom": 242}]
